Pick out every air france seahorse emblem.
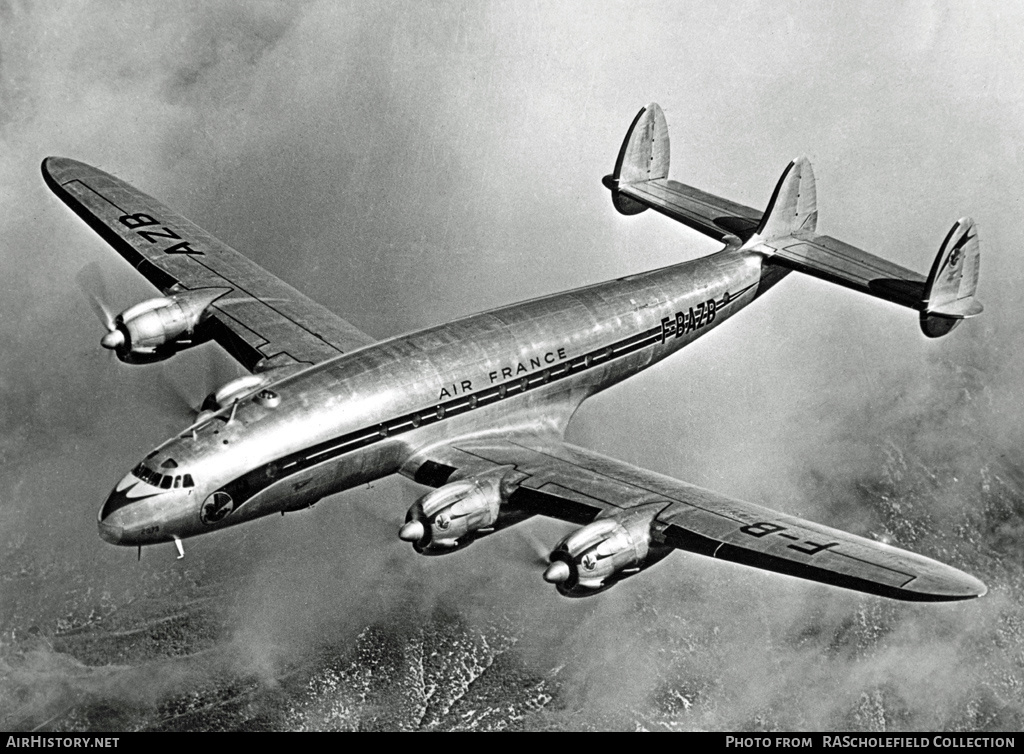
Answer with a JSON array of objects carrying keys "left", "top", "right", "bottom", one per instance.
[{"left": 945, "top": 231, "right": 973, "bottom": 282}]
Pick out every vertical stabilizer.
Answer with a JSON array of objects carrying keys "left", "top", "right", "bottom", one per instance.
[
  {"left": 604, "top": 103, "right": 670, "bottom": 215},
  {"left": 754, "top": 156, "right": 818, "bottom": 242},
  {"left": 920, "top": 217, "right": 982, "bottom": 337},
  {"left": 617, "top": 103, "right": 669, "bottom": 185}
]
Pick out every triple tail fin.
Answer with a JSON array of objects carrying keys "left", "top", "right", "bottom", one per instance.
[{"left": 604, "top": 103, "right": 982, "bottom": 339}]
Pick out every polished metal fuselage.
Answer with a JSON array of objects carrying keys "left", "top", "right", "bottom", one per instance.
[{"left": 100, "top": 246, "right": 783, "bottom": 547}]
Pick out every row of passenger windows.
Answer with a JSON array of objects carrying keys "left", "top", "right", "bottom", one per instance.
[
  {"left": 375, "top": 354, "right": 616, "bottom": 439},
  {"left": 267, "top": 340, "right": 652, "bottom": 477},
  {"left": 133, "top": 464, "right": 195, "bottom": 489}
]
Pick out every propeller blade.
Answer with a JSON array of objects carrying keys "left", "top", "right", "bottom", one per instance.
[
  {"left": 75, "top": 262, "right": 116, "bottom": 332},
  {"left": 150, "top": 347, "right": 245, "bottom": 425},
  {"left": 512, "top": 527, "right": 551, "bottom": 567},
  {"left": 204, "top": 345, "right": 244, "bottom": 393},
  {"left": 150, "top": 365, "right": 201, "bottom": 421}
]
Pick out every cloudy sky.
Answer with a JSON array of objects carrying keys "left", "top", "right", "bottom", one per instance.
[{"left": 1, "top": 0, "right": 1023, "bottom": 730}]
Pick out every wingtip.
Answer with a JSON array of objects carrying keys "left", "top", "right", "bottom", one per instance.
[
  {"left": 913, "top": 566, "right": 988, "bottom": 602},
  {"left": 41, "top": 156, "right": 87, "bottom": 177},
  {"left": 41, "top": 156, "right": 64, "bottom": 190},
  {"left": 41, "top": 156, "right": 71, "bottom": 181},
  {"left": 41, "top": 157, "right": 99, "bottom": 193},
  {"left": 964, "top": 571, "right": 988, "bottom": 599}
]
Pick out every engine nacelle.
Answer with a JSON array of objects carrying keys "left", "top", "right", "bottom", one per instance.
[
  {"left": 102, "top": 288, "right": 229, "bottom": 363},
  {"left": 399, "top": 467, "right": 516, "bottom": 555},
  {"left": 200, "top": 374, "right": 272, "bottom": 413},
  {"left": 542, "top": 504, "right": 672, "bottom": 597},
  {"left": 188, "top": 364, "right": 305, "bottom": 425}
]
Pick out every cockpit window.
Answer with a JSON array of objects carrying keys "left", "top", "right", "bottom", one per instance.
[
  {"left": 132, "top": 464, "right": 158, "bottom": 486},
  {"left": 132, "top": 464, "right": 195, "bottom": 489}
]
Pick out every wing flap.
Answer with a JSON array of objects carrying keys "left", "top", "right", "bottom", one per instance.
[
  {"left": 405, "top": 436, "right": 986, "bottom": 601},
  {"left": 44, "top": 157, "right": 376, "bottom": 371}
]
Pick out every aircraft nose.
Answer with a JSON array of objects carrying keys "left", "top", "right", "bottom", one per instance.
[
  {"left": 98, "top": 480, "right": 144, "bottom": 546},
  {"left": 98, "top": 518, "right": 123, "bottom": 544}
]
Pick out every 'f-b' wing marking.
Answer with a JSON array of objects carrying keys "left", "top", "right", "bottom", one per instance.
[
  {"left": 43, "top": 157, "right": 376, "bottom": 372},
  {"left": 405, "top": 438, "right": 986, "bottom": 602}
]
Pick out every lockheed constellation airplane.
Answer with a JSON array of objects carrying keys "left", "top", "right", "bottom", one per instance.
[{"left": 44, "top": 103, "right": 985, "bottom": 600}]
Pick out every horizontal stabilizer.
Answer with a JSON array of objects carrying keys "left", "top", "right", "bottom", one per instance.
[{"left": 750, "top": 163, "right": 982, "bottom": 337}]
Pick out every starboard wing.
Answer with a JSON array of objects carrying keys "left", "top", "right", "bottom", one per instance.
[
  {"left": 403, "top": 436, "right": 987, "bottom": 602},
  {"left": 43, "top": 157, "right": 376, "bottom": 372}
]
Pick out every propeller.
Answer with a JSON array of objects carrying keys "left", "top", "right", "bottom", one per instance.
[
  {"left": 75, "top": 264, "right": 255, "bottom": 433},
  {"left": 75, "top": 262, "right": 123, "bottom": 350}
]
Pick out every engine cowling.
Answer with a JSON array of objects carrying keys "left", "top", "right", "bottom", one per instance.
[
  {"left": 399, "top": 467, "right": 516, "bottom": 555},
  {"left": 200, "top": 374, "right": 273, "bottom": 413},
  {"left": 189, "top": 364, "right": 304, "bottom": 425},
  {"left": 101, "top": 288, "right": 229, "bottom": 363},
  {"left": 542, "top": 504, "right": 672, "bottom": 597}
]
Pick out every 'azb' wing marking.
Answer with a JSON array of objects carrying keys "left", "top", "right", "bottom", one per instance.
[
  {"left": 405, "top": 437, "right": 986, "bottom": 602},
  {"left": 43, "top": 157, "right": 376, "bottom": 372}
]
